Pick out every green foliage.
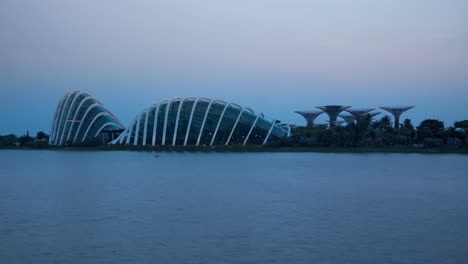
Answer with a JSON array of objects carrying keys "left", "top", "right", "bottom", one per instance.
[
  {"left": 1, "top": 117, "right": 466, "bottom": 150},
  {"left": 291, "top": 119, "right": 376, "bottom": 147},
  {"left": 450, "top": 120, "right": 468, "bottom": 144},
  {"left": 373, "top": 115, "right": 393, "bottom": 131},
  {"left": 402, "top": 119, "right": 415, "bottom": 131},
  {"left": 417, "top": 119, "right": 444, "bottom": 133},
  {"left": 18, "top": 134, "right": 34, "bottom": 145},
  {"left": 416, "top": 119, "right": 445, "bottom": 143},
  {"left": 0, "top": 134, "right": 17, "bottom": 146},
  {"left": 0, "top": 131, "right": 50, "bottom": 147},
  {"left": 36, "top": 131, "right": 48, "bottom": 140},
  {"left": 284, "top": 116, "right": 466, "bottom": 149},
  {"left": 454, "top": 120, "right": 468, "bottom": 130},
  {"left": 399, "top": 119, "right": 416, "bottom": 144}
]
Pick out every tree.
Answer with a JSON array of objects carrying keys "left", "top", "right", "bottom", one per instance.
[
  {"left": 371, "top": 115, "right": 397, "bottom": 145},
  {"left": 453, "top": 120, "right": 468, "bottom": 144},
  {"left": 36, "top": 131, "right": 48, "bottom": 140},
  {"left": 352, "top": 114, "right": 371, "bottom": 146},
  {"left": 399, "top": 119, "right": 416, "bottom": 144},
  {"left": 402, "top": 119, "right": 415, "bottom": 131},
  {"left": 416, "top": 119, "right": 445, "bottom": 142},
  {"left": 417, "top": 119, "right": 444, "bottom": 134},
  {"left": 454, "top": 120, "right": 468, "bottom": 130},
  {"left": 373, "top": 115, "right": 393, "bottom": 130},
  {"left": 0, "top": 134, "right": 18, "bottom": 146},
  {"left": 18, "top": 134, "right": 34, "bottom": 145}
]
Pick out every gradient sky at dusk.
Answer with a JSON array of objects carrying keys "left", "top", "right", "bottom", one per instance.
[{"left": 1, "top": 0, "right": 467, "bottom": 135}]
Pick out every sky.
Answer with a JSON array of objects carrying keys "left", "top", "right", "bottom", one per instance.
[{"left": 1, "top": 0, "right": 467, "bottom": 135}]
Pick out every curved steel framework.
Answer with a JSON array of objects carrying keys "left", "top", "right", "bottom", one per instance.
[
  {"left": 330, "top": 120, "right": 345, "bottom": 127},
  {"left": 316, "top": 105, "right": 351, "bottom": 127},
  {"left": 345, "top": 108, "right": 375, "bottom": 123},
  {"left": 280, "top": 124, "right": 292, "bottom": 137},
  {"left": 379, "top": 106, "right": 414, "bottom": 128},
  {"left": 339, "top": 114, "right": 356, "bottom": 125},
  {"left": 368, "top": 112, "right": 381, "bottom": 119},
  {"left": 112, "top": 98, "right": 288, "bottom": 146},
  {"left": 295, "top": 111, "right": 323, "bottom": 127},
  {"left": 49, "top": 91, "right": 124, "bottom": 146}
]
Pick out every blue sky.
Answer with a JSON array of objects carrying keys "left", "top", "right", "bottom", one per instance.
[{"left": 1, "top": 0, "right": 467, "bottom": 135}]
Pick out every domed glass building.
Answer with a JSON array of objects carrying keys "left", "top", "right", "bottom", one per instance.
[
  {"left": 49, "top": 91, "right": 124, "bottom": 146},
  {"left": 111, "top": 97, "right": 289, "bottom": 146}
]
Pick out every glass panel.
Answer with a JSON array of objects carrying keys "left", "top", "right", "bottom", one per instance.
[
  {"left": 164, "top": 100, "right": 180, "bottom": 145},
  {"left": 213, "top": 105, "right": 241, "bottom": 145},
  {"left": 199, "top": 101, "right": 225, "bottom": 146},
  {"left": 229, "top": 112, "right": 256, "bottom": 145},
  {"left": 175, "top": 99, "right": 195, "bottom": 146},
  {"left": 186, "top": 100, "right": 210, "bottom": 146},
  {"left": 155, "top": 102, "right": 168, "bottom": 145}
]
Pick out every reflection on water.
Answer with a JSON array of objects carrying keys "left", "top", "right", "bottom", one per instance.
[{"left": 0, "top": 151, "right": 467, "bottom": 264}]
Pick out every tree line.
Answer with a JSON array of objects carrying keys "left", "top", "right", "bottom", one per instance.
[
  {"left": 0, "top": 131, "right": 49, "bottom": 147},
  {"left": 2, "top": 117, "right": 468, "bottom": 149},
  {"left": 269, "top": 116, "right": 468, "bottom": 148}
]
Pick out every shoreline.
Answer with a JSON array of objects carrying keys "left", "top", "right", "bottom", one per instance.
[{"left": 1, "top": 145, "right": 468, "bottom": 154}]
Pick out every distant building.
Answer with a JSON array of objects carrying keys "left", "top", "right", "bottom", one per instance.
[
  {"left": 49, "top": 91, "right": 124, "bottom": 146},
  {"left": 111, "top": 98, "right": 289, "bottom": 146},
  {"left": 49, "top": 92, "right": 290, "bottom": 146}
]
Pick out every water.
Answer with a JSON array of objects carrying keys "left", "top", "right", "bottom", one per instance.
[{"left": 0, "top": 150, "right": 467, "bottom": 264}]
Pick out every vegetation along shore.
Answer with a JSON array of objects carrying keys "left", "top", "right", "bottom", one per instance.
[{"left": 2, "top": 117, "right": 468, "bottom": 154}]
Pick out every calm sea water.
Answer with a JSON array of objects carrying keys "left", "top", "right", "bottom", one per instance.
[{"left": 0, "top": 150, "right": 467, "bottom": 264}]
